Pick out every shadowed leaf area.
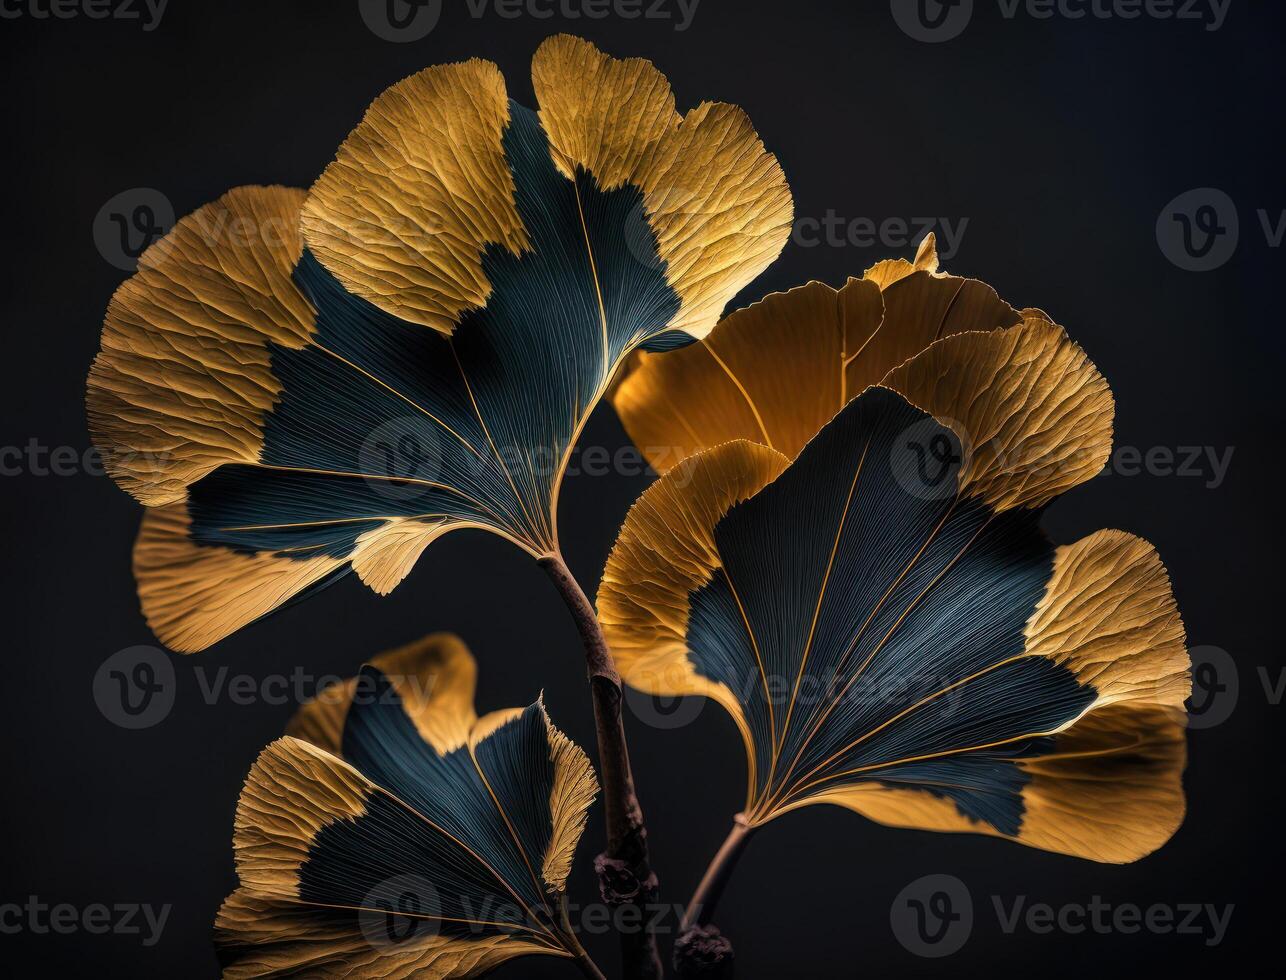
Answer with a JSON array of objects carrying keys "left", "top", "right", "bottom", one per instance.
[
  {"left": 86, "top": 36, "right": 791, "bottom": 651},
  {"left": 217, "top": 636, "right": 598, "bottom": 978},
  {"left": 601, "top": 310, "right": 1190, "bottom": 863}
]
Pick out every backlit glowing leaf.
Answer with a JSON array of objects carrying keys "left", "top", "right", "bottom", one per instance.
[
  {"left": 87, "top": 36, "right": 792, "bottom": 652},
  {"left": 216, "top": 636, "right": 598, "bottom": 977}
]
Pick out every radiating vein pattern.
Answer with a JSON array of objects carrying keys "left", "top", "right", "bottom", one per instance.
[
  {"left": 87, "top": 36, "right": 792, "bottom": 651},
  {"left": 685, "top": 389, "right": 1092, "bottom": 831},
  {"left": 191, "top": 105, "right": 680, "bottom": 564},
  {"left": 601, "top": 345, "right": 1189, "bottom": 862},
  {"left": 217, "top": 637, "right": 598, "bottom": 979},
  {"left": 610, "top": 236, "right": 1023, "bottom": 474}
]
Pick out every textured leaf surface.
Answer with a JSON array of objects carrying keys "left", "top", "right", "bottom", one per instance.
[
  {"left": 609, "top": 236, "right": 1028, "bottom": 471},
  {"left": 217, "top": 639, "right": 597, "bottom": 977},
  {"left": 601, "top": 331, "right": 1187, "bottom": 862},
  {"left": 86, "top": 36, "right": 792, "bottom": 652}
]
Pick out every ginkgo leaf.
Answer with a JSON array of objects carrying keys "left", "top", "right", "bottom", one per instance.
[
  {"left": 86, "top": 35, "right": 792, "bottom": 652},
  {"left": 285, "top": 632, "right": 479, "bottom": 756},
  {"left": 599, "top": 324, "right": 1190, "bottom": 863},
  {"left": 610, "top": 235, "right": 1064, "bottom": 472},
  {"left": 216, "top": 636, "right": 598, "bottom": 978}
]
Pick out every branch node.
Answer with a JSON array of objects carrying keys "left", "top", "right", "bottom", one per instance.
[
  {"left": 674, "top": 924, "right": 735, "bottom": 979},
  {"left": 594, "top": 852, "right": 659, "bottom": 907}
]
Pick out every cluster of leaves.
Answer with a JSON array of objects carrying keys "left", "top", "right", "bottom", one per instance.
[{"left": 87, "top": 36, "right": 1189, "bottom": 980}]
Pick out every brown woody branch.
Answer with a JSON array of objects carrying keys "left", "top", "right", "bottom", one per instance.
[{"left": 540, "top": 553, "right": 663, "bottom": 980}]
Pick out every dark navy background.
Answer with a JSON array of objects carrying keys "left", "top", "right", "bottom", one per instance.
[{"left": 0, "top": 1, "right": 1278, "bottom": 976}]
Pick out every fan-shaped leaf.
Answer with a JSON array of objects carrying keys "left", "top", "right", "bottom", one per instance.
[
  {"left": 600, "top": 325, "right": 1189, "bottom": 862},
  {"left": 87, "top": 36, "right": 792, "bottom": 652},
  {"left": 609, "top": 237, "right": 1060, "bottom": 472},
  {"left": 216, "top": 636, "right": 597, "bottom": 977}
]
